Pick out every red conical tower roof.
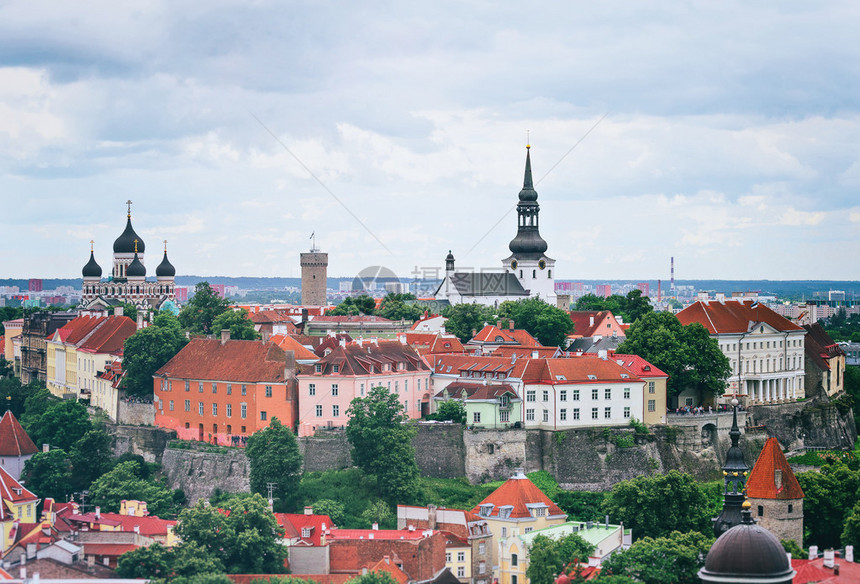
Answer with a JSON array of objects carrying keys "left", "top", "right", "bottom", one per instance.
[
  {"left": 0, "top": 410, "right": 37, "bottom": 457},
  {"left": 747, "top": 437, "right": 804, "bottom": 500}
]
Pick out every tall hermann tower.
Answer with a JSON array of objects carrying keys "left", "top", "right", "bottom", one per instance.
[
  {"left": 502, "top": 145, "right": 556, "bottom": 303},
  {"left": 300, "top": 234, "right": 328, "bottom": 306}
]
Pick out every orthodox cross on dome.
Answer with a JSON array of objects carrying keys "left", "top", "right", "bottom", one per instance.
[
  {"left": 90, "top": 240, "right": 94, "bottom": 252},
  {"left": 134, "top": 239, "right": 139, "bottom": 253},
  {"left": 126, "top": 199, "right": 133, "bottom": 217},
  {"left": 164, "top": 240, "right": 168, "bottom": 252}
]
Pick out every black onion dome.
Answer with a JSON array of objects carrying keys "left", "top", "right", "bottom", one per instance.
[
  {"left": 82, "top": 251, "right": 102, "bottom": 278},
  {"left": 156, "top": 251, "right": 175, "bottom": 277},
  {"left": 127, "top": 252, "right": 146, "bottom": 277},
  {"left": 700, "top": 510, "right": 794, "bottom": 583},
  {"left": 509, "top": 231, "right": 549, "bottom": 257},
  {"left": 113, "top": 217, "right": 145, "bottom": 254}
]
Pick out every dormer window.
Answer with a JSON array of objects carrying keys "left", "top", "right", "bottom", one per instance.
[
  {"left": 315, "top": 364, "right": 322, "bottom": 373},
  {"left": 479, "top": 504, "right": 493, "bottom": 517},
  {"left": 302, "top": 527, "right": 313, "bottom": 538},
  {"left": 333, "top": 365, "right": 340, "bottom": 373}
]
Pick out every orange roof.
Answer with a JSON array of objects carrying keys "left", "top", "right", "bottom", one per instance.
[
  {"left": 792, "top": 555, "right": 860, "bottom": 583},
  {"left": 746, "top": 437, "right": 804, "bottom": 500},
  {"left": 568, "top": 311, "right": 616, "bottom": 338},
  {"left": 366, "top": 556, "right": 410, "bottom": 584},
  {"left": 471, "top": 325, "right": 540, "bottom": 347},
  {"left": 81, "top": 542, "right": 139, "bottom": 557},
  {"left": 471, "top": 472, "right": 565, "bottom": 519},
  {"left": 55, "top": 316, "right": 104, "bottom": 344},
  {"left": 155, "top": 338, "right": 290, "bottom": 383},
  {"left": 676, "top": 299, "right": 803, "bottom": 334},
  {"left": 613, "top": 354, "right": 668, "bottom": 379},
  {"left": 0, "top": 465, "right": 38, "bottom": 512},
  {"left": 0, "top": 410, "right": 37, "bottom": 456},
  {"left": 77, "top": 316, "right": 136, "bottom": 354},
  {"left": 274, "top": 512, "right": 334, "bottom": 546},
  {"left": 270, "top": 334, "right": 320, "bottom": 361}
]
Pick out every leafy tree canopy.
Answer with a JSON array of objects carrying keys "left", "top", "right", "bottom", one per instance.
[
  {"left": 842, "top": 499, "right": 860, "bottom": 549},
  {"left": 347, "top": 572, "right": 400, "bottom": 584},
  {"left": 116, "top": 542, "right": 225, "bottom": 580},
  {"left": 211, "top": 308, "right": 260, "bottom": 341},
  {"left": 122, "top": 311, "right": 188, "bottom": 397},
  {"left": 442, "top": 303, "right": 495, "bottom": 342},
  {"left": 21, "top": 448, "right": 74, "bottom": 501},
  {"left": 330, "top": 295, "right": 377, "bottom": 316},
  {"left": 361, "top": 499, "right": 394, "bottom": 528},
  {"left": 425, "top": 400, "right": 466, "bottom": 424},
  {"left": 25, "top": 399, "right": 92, "bottom": 451},
  {"left": 797, "top": 458, "right": 860, "bottom": 548},
  {"left": 600, "top": 530, "right": 713, "bottom": 584},
  {"left": 69, "top": 428, "right": 115, "bottom": 492},
  {"left": 0, "top": 376, "right": 37, "bottom": 418},
  {"left": 89, "top": 460, "right": 184, "bottom": 518},
  {"left": 175, "top": 494, "right": 288, "bottom": 574},
  {"left": 498, "top": 297, "right": 574, "bottom": 347},
  {"left": 602, "top": 470, "right": 712, "bottom": 540},
  {"left": 574, "top": 290, "right": 653, "bottom": 325},
  {"left": 246, "top": 417, "right": 303, "bottom": 512},
  {"left": 179, "top": 282, "right": 231, "bottom": 335},
  {"left": 346, "top": 386, "right": 419, "bottom": 503},
  {"left": 616, "top": 311, "right": 731, "bottom": 397},
  {"left": 312, "top": 499, "right": 346, "bottom": 526},
  {"left": 526, "top": 533, "right": 596, "bottom": 584},
  {"left": 376, "top": 293, "right": 422, "bottom": 322}
]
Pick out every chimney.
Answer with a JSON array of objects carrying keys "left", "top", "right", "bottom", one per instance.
[
  {"left": 845, "top": 545, "right": 854, "bottom": 562},
  {"left": 605, "top": 515, "right": 609, "bottom": 528},
  {"left": 809, "top": 546, "right": 818, "bottom": 560},
  {"left": 471, "top": 329, "right": 477, "bottom": 338},
  {"left": 589, "top": 316, "right": 594, "bottom": 327},
  {"left": 42, "top": 443, "right": 49, "bottom": 453},
  {"left": 133, "top": 525, "right": 140, "bottom": 534},
  {"left": 137, "top": 312, "right": 144, "bottom": 329},
  {"left": 285, "top": 350, "right": 296, "bottom": 372},
  {"left": 302, "top": 308, "right": 309, "bottom": 324},
  {"left": 18, "top": 568, "right": 25, "bottom": 580},
  {"left": 95, "top": 506, "right": 100, "bottom": 520},
  {"left": 372, "top": 523, "right": 379, "bottom": 531},
  {"left": 304, "top": 506, "right": 313, "bottom": 516},
  {"left": 221, "top": 329, "right": 230, "bottom": 345},
  {"left": 428, "top": 504, "right": 437, "bottom": 530},
  {"left": 532, "top": 351, "right": 538, "bottom": 359},
  {"left": 114, "top": 307, "right": 123, "bottom": 317},
  {"left": 497, "top": 320, "right": 502, "bottom": 328},
  {"left": 339, "top": 338, "right": 346, "bottom": 348},
  {"left": 598, "top": 349, "right": 608, "bottom": 360},
  {"left": 509, "top": 319, "right": 514, "bottom": 331},
  {"left": 824, "top": 549, "right": 835, "bottom": 568},
  {"left": 357, "top": 337, "right": 363, "bottom": 348},
  {"left": 261, "top": 330, "right": 271, "bottom": 344}
]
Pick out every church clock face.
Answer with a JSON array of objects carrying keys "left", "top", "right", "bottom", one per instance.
[
  {"left": 538, "top": 259, "right": 546, "bottom": 270},
  {"left": 510, "top": 259, "right": 518, "bottom": 270}
]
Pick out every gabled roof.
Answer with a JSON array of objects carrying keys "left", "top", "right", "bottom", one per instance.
[
  {"left": 270, "top": 334, "right": 320, "bottom": 362},
  {"left": 470, "top": 325, "right": 539, "bottom": 347},
  {"left": 78, "top": 316, "right": 136, "bottom": 354},
  {"left": 310, "top": 341, "right": 429, "bottom": 376},
  {"left": 54, "top": 316, "right": 104, "bottom": 344},
  {"left": 366, "top": 557, "right": 410, "bottom": 584},
  {"left": 274, "top": 512, "right": 334, "bottom": 546},
  {"left": 792, "top": 555, "right": 860, "bottom": 583},
  {"left": 155, "top": 339, "right": 290, "bottom": 383},
  {"left": 401, "top": 333, "right": 465, "bottom": 355},
  {"left": 746, "top": 437, "right": 804, "bottom": 500},
  {"left": 613, "top": 354, "right": 668, "bottom": 379},
  {"left": 0, "top": 465, "right": 38, "bottom": 508},
  {"left": 0, "top": 411, "right": 38, "bottom": 457},
  {"left": 312, "top": 315, "right": 393, "bottom": 323},
  {"left": 64, "top": 511, "right": 177, "bottom": 536},
  {"left": 676, "top": 299, "right": 803, "bottom": 334},
  {"left": 568, "top": 311, "right": 617, "bottom": 338},
  {"left": 803, "top": 323, "right": 844, "bottom": 372},
  {"left": 471, "top": 471, "right": 565, "bottom": 519},
  {"left": 250, "top": 310, "right": 300, "bottom": 325},
  {"left": 447, "top": 273, "right": 528, "bottom": 297},
  {"left": 436, "top": 382, "right": 520, "bottom": 402}
]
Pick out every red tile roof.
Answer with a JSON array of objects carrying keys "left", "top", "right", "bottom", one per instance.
[
  {"left": 77, "top": 316, "right": 136, "bottom": 354},
  {"left": 568, "top": 311, "right": 616, "bottom": 338},
  {"left": 676, "top": 299, "right": 803, "bottom": 334},
  {"left": 746, "top": 437, "right": 804, "bottom": 500},
  {"left": 155, "top": 338, "right": 290, "bottom": 383},
  {"left": 803, "top": 323, "right": 844, "bottom": 372},
  {"left": 436, "top": 382, "right": 519, "bottom": 402},
  {"left": 328, "top": 529, "right": 430, "bottom": 540},
  {"left": 471, "top": 325, "right": 540, "bottom": 347},
  {"left": 250, "top": 310, "right": 300, "bottom": 325},
  {"left": 432, "top": 354, "right": 638, "bottom": 385},
  {"left": 312, "top": 341, "right": 429, "bottom": 376},
  {"left": 55, "top": 316, "right": 104, "bottom": 344},
  {"left": 792, "top": 555, "right": 860, "bottom": 583},
  {"left": 64, "top": 511, "right": 176, "bottom": 536},
  {"left": 0, "top": 410, "right": 37, "bottom": 456},
  {"left": 490, "top": 346, "right": 560, "bottom": 358},
  {"left": 274, "top": 512, "right": 334, "bottom": 546},
  {"left": 0, "top": 465, "right": 38, "bottom": 519},
  {"left": 270, "top": 334, "right": 320, "bottom": 362},
  {"left": 313, "top": 315, "right": 393, "bottom": 323},
  {"left": 471, "top": 472, "right": 565, "bottom": 519},
  {"left": 81, "top": 543, "right": 139, "bottom": 557},
  {"left": 401, "top": 333, "right": 465, "bottom": 355},
  {"left": 612, "top": 354, "right": 668, "bottom": 379},
  {"left": 366, "top": 556, "right": 410, "bottom": 584}
]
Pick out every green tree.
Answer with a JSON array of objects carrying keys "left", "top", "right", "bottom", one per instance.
[
  {"left": 211, "top": 308, "right": 260, "bottom": 341},
  {"left": 176, "top": 494, "right": 288, "bottom": 574},
  {"left": 312, "top": 499, "right": 346, "bottom": 526},
  {"left": 347, "top": 572, "right": 399, "bottom": 584},
  {"left": 498, "top": 297, "right": 574, "bottom": 347},
  {"left": 346, "top": 386, "right": 419, "bottom": 503},
  {"left": 89, "top": 460, "right": 183, "bottom": 517},
  {"left": 377, "top": 293, "right": 422, "bottom": 322},
  {"left": 573, "top": 291, "right": 653, "bottom": 325},
  {"left": 842, "top": 500, "right": 860, "bottom": 548},
  {"left": 526, "top": 533, "right": 595, "bottom": 584},
  {"left": 0, "top": 377, "right": 33, "bottom": 417},
  {"left": 19, "top": 386, "right": 56, "bottom": 433},
  {"left": 844, "top": 366, "right": 860, "bottom": 432},
  {"left": 797, "top": 459, "right": 860, "bottom": 548},
  {"left": 442, "top": 303, "right": 495, "bottom": 342},
  {"left": 602, "top": 470, "right": 712, "bottom": 540},
  {"left": 361, "top": 499, "right": 393, "bottom": 527},
  {"left": 25, "top": 399, "right": 92, "bottom": 451},
  {"left": 118, "top": 302, "right": 138, "bottom": 322},
  {"left": 171, "top": 574, "right": 233, "bottom": 584},
  {"left": 554, "top": 491, "right": 607, "bottom": 522},
  {"left": 623, "top": 289, "right": 653, "bottom": 323},
  {"left": 781, "top": 538, "right": 806, "bottom": 559},
  {"left": 600, "top": 530, "right": 713, "bottom": 584},
  {"left": 617, "top": 311, "right": 731, "bottom": 397},
  {"left": 69, "top": 428, "right": 114, "bottom": 492},
  {"left": 179, "top": 282, "right": 231, "bottom": 335},
  {"left": 21, "top": 448, "right": 74, "bottom": 501},
  {"left": 122, "top": 311, "right": 188, "bottom": 397},
  {"left": 426, "top": 400, "right": 466, "bottom": 423},
  {"left": 246, "top": 417, "right": 303, "bottom": 512},
  {"left": 330, "top": 295, "right": 377, "bottom": 316},
  {"left": 116, "top": 542, "right": 173, "bottom": 579}
]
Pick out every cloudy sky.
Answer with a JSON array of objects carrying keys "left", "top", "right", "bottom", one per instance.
[{"left": 2, "top": 1, "right": 858, "bottom": 282}]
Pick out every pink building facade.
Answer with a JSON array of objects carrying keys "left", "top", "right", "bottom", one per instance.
[{"left": 296, "top": 339, "right": 431, "bottom": 436}]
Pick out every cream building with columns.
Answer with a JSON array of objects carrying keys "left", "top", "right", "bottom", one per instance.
[{"left": 677, "top": 298, "right": 806, "bottom": 405}]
